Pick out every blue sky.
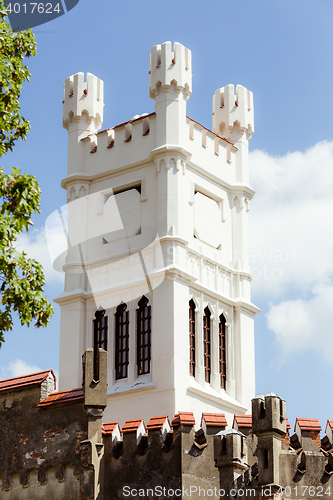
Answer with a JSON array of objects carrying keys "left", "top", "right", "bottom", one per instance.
[{"left": 1, "top": 0, "right": 333, "bottom": 432}]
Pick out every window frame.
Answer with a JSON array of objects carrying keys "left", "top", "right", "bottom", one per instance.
[
  {"left": 137, "top": 296, "right": 151, "bottom": 376},
  {"left": 203, "top": 306, "right": 211, "bottom": 383},
  {"left": 219, "top": 314, "right": 227, "bottom": 390},
  {"left": 115, "top": 303, "right": 129, "bottom": 380},
  {"left": 189, "top": 299, "right": 196, "bottom": 377},
  {"left": 93, "top": 308, "right": 108, "bottom": 381}
]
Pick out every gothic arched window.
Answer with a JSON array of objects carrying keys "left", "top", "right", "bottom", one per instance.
[
  {"left": 219, "top": 314, "right": 227, "bottom": 390},
  {"left": 93, "top": 308, "right": 108, "bottom": 381},
  {"left": 115, "top": 303, "right": 129, "bottom": 380},
  {"left": 189, "top": 300, "right": 196, "bottom": 377},
  {"left": 137, "top": 296, "right": 151, "bottom": 376},
  {"left": 203, "top": 307, "right": 211, "bottom": 383}
]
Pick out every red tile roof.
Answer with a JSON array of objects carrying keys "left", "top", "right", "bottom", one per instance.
[
  {"left": 122, "top": 419, "right": 145, "bottom": 433},
  {"left": 172, "top": 412, "right": 195, "bottom": 427},
  {"left": 286, "top": 418, "right": 291, "bottom": 430},
  {"left": 201, "top": 413, "right": 227, "bottom": 427},
  {"left": 233, "top": 414, "right": 252, "bottom": 428},
  {"left": 102, "top": 422, "right": 120, "bottom": 435},
  {"left": 295, "top": 418, "right": 321, "bottom": 432},
  {"left": 38, "top": 388, "right": 83, "bottom": 407},
  {"left": 147, "top": 416, "right": 170, "bottom": 430},
  {"left": 0, "top": 370, "right": 56, "bottom": 393}
]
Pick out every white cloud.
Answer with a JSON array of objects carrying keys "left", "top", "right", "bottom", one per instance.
[
  {"left": 15, "top": 226, "right": 64, "bottom": 285},
  {"left": 0, "top": 360, "right": 59, "bottom": 386},
  {"left": 266, "top": 284, "right": 333, "bottom": 364},
  {"left": 249, "top": 141, "right": 333, "bottom": 363},
  {"left": 3, "top": 359, "right": 42, "bottom": 378},
  {"left": 249, "top": 141, "right": 333, "bottom": 298}
]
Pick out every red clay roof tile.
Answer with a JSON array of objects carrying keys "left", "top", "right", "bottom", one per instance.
[
  {"left": 233, "top": 414, "right": 252, "bottom": 428},
  {"left": 286, "top": 418, "right": 291, "bottom": 430},
  {"left": 102, "top": 422, "right": 120, "bottom": 435},
  {"left": 201, "top": 413, "right": 227, "bottom": 427},
  {"left": 295, "top": 418, "right": 321, "bottom": 432},
  {"left": 147, "top": 416, "right": 170, "bottom": 430},
  {"left": 38, "top": 387, "right": 83, "bottom": 407},
  {"left": 0, "top": 370, "right": 56, "bottom": 393},
  {"left": 122, "top": 419, "right": 145, "bottom": 433},
  {"left": 172, "top": 412, "right": 195, "bottom": 427}
]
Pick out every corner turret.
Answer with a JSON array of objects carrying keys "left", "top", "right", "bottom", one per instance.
[
  {"left": 212, "top": 84, "right": 253, "bottom": 140},
  {"left": 252, "top": 393, "right": 286, "bottom": 490},
  {"left": 149, "top": 41, "right": 192, "bottom": 99},
  {"left": 149, "top": 41, "right": 192, "bottom": 147},
  {"left": 212, "top": 84, "right": 254, "bottom": 186},
  {"left": 63, "top": 72, "right": 104, "bottom": 175}
]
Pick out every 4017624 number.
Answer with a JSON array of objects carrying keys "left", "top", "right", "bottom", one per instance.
[
  {"left": 277, "top": 485, "right": 332, "bottom": 497},
  {"left": 6, "top": 2, "right": 61, "bottom": 14}
]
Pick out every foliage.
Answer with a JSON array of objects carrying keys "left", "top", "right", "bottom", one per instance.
[{"left": 0, "top": 1, "right": 53, "bottom": 344}]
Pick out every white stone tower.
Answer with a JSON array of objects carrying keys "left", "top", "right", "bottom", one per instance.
[{"left": 56, "top": 41, "right": 259, "bottom": 427}]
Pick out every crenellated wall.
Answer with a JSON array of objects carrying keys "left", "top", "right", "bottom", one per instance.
[{"left": 1, "top": 362, "right": 333, "bottom": 500}]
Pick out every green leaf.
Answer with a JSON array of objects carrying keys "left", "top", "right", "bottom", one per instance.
[{"left": 0, "top": 2, "right": 52, "bottom": 345}]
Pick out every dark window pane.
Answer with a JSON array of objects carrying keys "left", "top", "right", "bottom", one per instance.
[
  {"left": 219, "top": 314, "right": 227, "bottom": 390},
  {"left": 115, "top": 303, "right": 129, "bottom": 380},
  {"left": 93, "top": 308, "right": 108, "bottom": 381},
  {"left": 137, "top": 296, "right": 151, "bottom": 376},
  {"left": 203, "top": 307, "right": 211, "bottom": 383},
  {"left": 189, "top": 300, "right": 196, "bottom": 377}
]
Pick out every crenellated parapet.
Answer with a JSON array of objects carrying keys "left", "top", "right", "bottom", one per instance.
[
  {"left": 212, "top": 84, "right": 254, "bottom": 140},
  {"left": 1, "top": 386, "right": 333, "bottom": 499},
  {"left": 252, "top": 393, "right": 287, "bottom": 437},
  {"left": 63, "top": 72, "right": 104, "bottom": 134},
  {"left": 149, "top": 41, "right": 192, "bottom": 100}
]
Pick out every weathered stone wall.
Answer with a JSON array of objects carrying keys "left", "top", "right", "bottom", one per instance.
[
  {"left": 0, "top": 385, "right": 87, "bottom": 499},
  {"left": 1, "top": 358, "right": 333, "bottom": 500}
]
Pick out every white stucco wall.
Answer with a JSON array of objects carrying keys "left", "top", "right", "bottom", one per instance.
[{"left": 57, "top": 41, "right": 260, "bottom": 427}]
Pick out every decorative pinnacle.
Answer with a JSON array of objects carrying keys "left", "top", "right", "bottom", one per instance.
[
  {"left": 212, "top": 84, "right": 254, "bottom": 139},
  {"left": 149, "top": 41, "right": 192, "bottom": 100},
  {"left": 63, "top": 72, "right": 104, "bottom": 132}
]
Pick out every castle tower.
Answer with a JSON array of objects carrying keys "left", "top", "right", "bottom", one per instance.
[{"left": 55, "top": 41, "right": 260, "bottom": 426}]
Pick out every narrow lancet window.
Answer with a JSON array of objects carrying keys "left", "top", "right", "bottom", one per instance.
[
  {"left": 219, "top": 314, "right": 227, "bottom": 389},
  {"left": 189, "top": 300, "right": 196, "bottom": 377},
  {"left": 137, "top": 296, "right": 151, "bottom": 376},
  {"left": 203, "top": 307, "right": 211, "bottom": 383},
  {"left": 93, "top": 307, "right": 108, "bottom": 381},
  {"left": 115, "top": 303, "right": 129, "bottom": 380}
]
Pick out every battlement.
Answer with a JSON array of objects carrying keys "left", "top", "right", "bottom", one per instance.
[
  {"left": 252, "top": 393, "right": 286, "bottom": 436},
  {"left": 149, "top": 41, "right": 192, "bottom": 100},
  {"left": 212, "top": 84, "right": 254, "bottom": 139},
  {"left": 63, "top": 72, "right": 104, "bottom": 134},
  {"left": 1, "top": 374, "right": 333, "bottom": 499},
  {"left": 214, "top": 429, "right": 248, "bottom": 471}
]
